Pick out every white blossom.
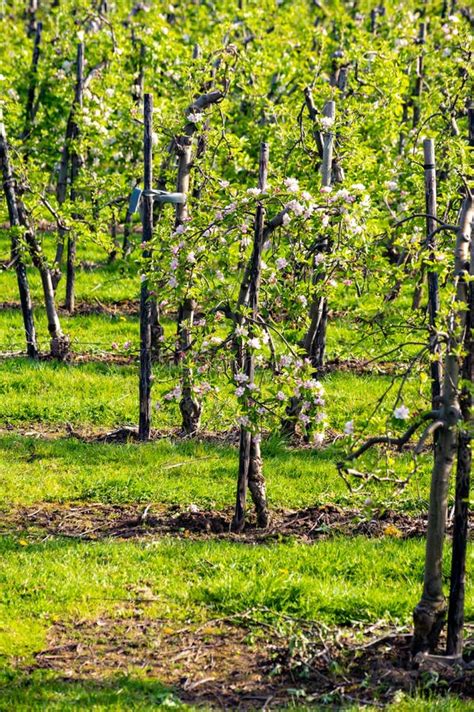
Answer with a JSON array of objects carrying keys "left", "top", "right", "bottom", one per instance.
[
  {"left": 187, "top": 111, "right": 204, "bottom": 123},
  {"left": 394, "top": 405, "right": 410, "bottom": 420}
]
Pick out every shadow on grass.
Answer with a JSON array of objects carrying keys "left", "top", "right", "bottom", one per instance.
[{"left": 0, "top": 671, "right": 182, "bottom": 710}]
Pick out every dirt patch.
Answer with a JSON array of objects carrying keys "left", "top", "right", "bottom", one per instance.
[
  {"left": 0, "top": 299, "right": 140, "bottom": 318},
  {"left": 2, "top": 501, "right": 469, "bottom": 543},
  {"left": 26, "top": 614, "right": 474, "bottom": 708}
]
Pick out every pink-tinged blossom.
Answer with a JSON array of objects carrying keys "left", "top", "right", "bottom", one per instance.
[
  {"left": 235, "top": 372, "right": 249, "bottom": 383},
  {"left": 219, "top": 180, "right": 230, "bottom": 188},
  {"left": 123, "top": 341, "right": 131, "bottom": 349},
  {"left": 235, "top": 386, "right": 245, "bottom": 397},
  {"left": 248, "top": 337, "right": 261, "bottom": 350},
  {"left": 299, "top": 413, "right": 310, "bottom": 425},
  {"left": 216, "top": 270, "right": 224, "bottom": 281},
  {"left": 276, "top": 391, "right": 286, "bottom": 401},
  {"left": 246, "top": 187, "right": 261, "bottom": 197},
  {"left": 320, "top": 186, "right": 332, "bottom": 194},
  {"left": 286, "top": 199, "right": 304, "bottom": 216},
  {"left": 385, "top": 180, "right": 398, "bottom": 191},
  {"left": 238, "top": 415, "right": 250, "bottom": 427},
  {"left": 186, "top": 252, "right": 196, "bottom": 264},
  {"left": 313, "top": 432, "right": 325, "bottom": 446},
  {"left": 344, "top": 420, "right": 354, "bottom": 435},
  {"left": 168, "top": 276, "right": 178, "bottom": 288},
  {"left": 175, "top": 224, "right": 187, "bottom": 234},
  {"left": 298, "top": 295, "right": 308, "bottom": 307},
  {"left": 170, "top": 258, "right": 179, "bottom": 270},
  {"left": 215, "top": 211, "right": 224, "bottom": 221},
  {"left": 321, "top": 214, "right": 330, "bottom": 227},
  {"left": 276, "top": 257, "right": 288, "bottom": 270},
  {"left": 223, "top": 202, "right": 237, "bottom": 215},
  {"left": 301, "top": 190, "right": 312, "bottom": 201},
  {"left": 282, "top": 212, "right": 291, "bottom": 226},
  {"left": 111, "top": 342, "right": 118, "bottom": 350},
  {"left": 314, "top": 253, "right": 325, "bottom": 266},
  {"left": 284, "top": 177, "right": 299, "bottom": 192}
]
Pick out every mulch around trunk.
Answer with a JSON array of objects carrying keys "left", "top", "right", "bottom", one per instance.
[
  {"left": 2, "top": 501, "right": 470, "bottom": 544},
  {"left": 24, "top": 614, "right": 474, "bottom": 709}
]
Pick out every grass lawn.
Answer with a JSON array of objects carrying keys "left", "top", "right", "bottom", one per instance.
[{"left": 0, "top": 237, "right": 471, "bottom": 710}]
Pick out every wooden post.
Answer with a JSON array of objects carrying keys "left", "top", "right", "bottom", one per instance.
[
  {"left": 0, "top": 121, "right": 38, "bottom": 358},
  {"left": 232, "top": 143, "right": 269, "bottom": 532},
  {"left": 412, "top": 23, "right": 426, "bottom": 128},
  {"left": 64, "top": 42, "right": 84, "bottom": 313},
  {"left": 423, "top": 139, "right": 442, "bottom": 417},
  {"left": 321, "top": 100, "right": 335, "bottom": 188},
  {"left": 138, "top": 93, "right": 153, "bottom": 441},
  {"left": 26, "top": 0, "right": 38, "bottom": 37},
  {"left": 22, "top": 20, "right": 42, "bottom": 147},
  {"left": 468, "top": 102, "right": 474, "bottom": 148}
]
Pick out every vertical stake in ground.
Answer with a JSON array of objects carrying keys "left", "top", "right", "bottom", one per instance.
[
  {"left": 423, "top": 139, "right": 442, "bottom": 418},
  {"left": 138, "top": 93, "right": 154, "bottom": 441}
]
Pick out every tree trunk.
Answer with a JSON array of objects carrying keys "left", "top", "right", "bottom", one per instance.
[
  {"left": 305, "top": 100, "right": 335, "bottom": 372},
  {"left": 173, "top": 137, "right": 201, "bottom": 435},
  {"left": 232, "top": 143, "right": 269, "bottom": 532},
  {"left": 412, "top": 194, "right": 474, "bottom": 653},
  {"left": 54, "top": 42, "right": 84, "bottom": 293},
  {"left": 446, "top": 192, "right": 473, "bottom": 657},
  {"left": 0, "top": 122, "right": 38, "bottom": 358},
  {"left": 138, "top": 93, "right": 153, "bottom": 441},
  {"left": 17, "top": 200, "right": 70, "bottom": 359}
]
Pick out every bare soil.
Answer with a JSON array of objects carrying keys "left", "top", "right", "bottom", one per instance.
[
  {"left": 25, "top": 614, "right": 474, "bottom": 709},
  {"left": 2, "top": 501, "right": 470, "bottom": 544}
]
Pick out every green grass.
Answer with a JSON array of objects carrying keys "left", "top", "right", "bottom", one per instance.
[
  {"left": 0, "top": 535, "right": 471, "bottom": 710},
  {"left": 0, "top": 433, "right": 431, "bottom": 511},
  {"left": 0, "top": 534, "right": 460, "bottom": 659},
  {"left": 0, "top": 355, "right": 430, "bottom": 431},
  {"left": 0, "top": 234, "right": 470, "bottom": 711}
]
